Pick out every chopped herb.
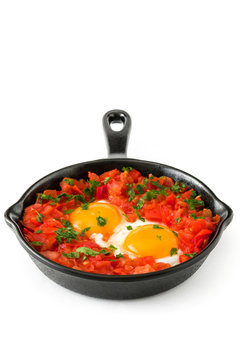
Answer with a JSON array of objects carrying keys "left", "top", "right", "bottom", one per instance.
[
  {"left": 76, "top": 247, "right": 100, "bottom": 256},
  {"left": 116, "top": 253, "right": 124, "bottom": 258},
  {"left": 109, "top": 259, "right": 117, "bottom": 262},
  {"left": 156, "top": 235, "right": 162, "bottom": 240},
  {"left": 63, "top": 209, "right": 75, "bottom": 214},
  {"left": 61, "top": 219, "right": 72, "bottom": 228},
  {"left": 35, "top": 211, "right": 44, "bottom": 223},
  {"left": 143, "top": 178, "right": 149, "bottom": 188},
  {"left": 80, "top": 227, "right": 91, "bottom": 237},
  {"left": 99, "top": 248, "right": 111, "bottom": 255},
  {"left": 145, "top": 190, "right": 158, "bottom": 201},
  {"left": 136, "top": 184, "right": 144, "bottom": 194},
  {"left": 104, "top": 177, "right": 111, "bottom": 184},
  {"left": 35, "top": 230, "right": 42, "bottom": 234},
  {"left": 109, "top": 244, "right": 117, "bottom": 251},
  {"left": 171, "top": 182, "right": 181, "bottom": 192},
  {"left": 81, "top": 203, "right": 89, "bottom": 210},
  {"left": 190, "top": 213, "right": 204, "bottom": 220},
  {"left": 83, "top": 180, "right": 100, "bottom": 200},
  {"left": 82, "top": 256, "right": 87, "bottom": 262},
  {"left": 172, "top": 230, "right": 178, "bottom": 237},
  {"left": 122, "top": 166, "right": 132, "bottom": 172},
  {"left": 122, "top": 213, "right": 130, "bottom": 221},
  {"left": 170, "top": 248, "right": 178, "bottom": 256},
  {"left": 126, "top": 225, "right": 133, "bottom": 230},
  {"left": 133, "top": 206, "right": 145, "bottom": 222},
  {"left": 150, "top": 181, "right": 165, "bottom": 190},
  {"left": 136, "top": 197, "right": 145, "bottom": 209},
  {"left": 38, "top": 192, "right": 86, "bottom": 205},
  {"left": 153, "top": 225, "right": 164, "bottom": 229},
  {"left": 126, "top": 184, "right": 135, "bottom": 202},
  {"left": 184, "top": 252, "right": 197, "bottom": 258},
  {"left": 189, "top": 190, "right": 197, "bottom": 199},
  {"left": 184, "top": 198, "right": 205, "bottom": 210},
  {"left": 176, "top": 195, "right": 181, "bottom": 199},
  {"left": 31, "top": 241, "right": 43, "bottom": 246},
  {"left": 96, "top": 216, "right": 107, "bottom": 227},
  {"left": 62, "top": 251, "right": 80, "bottom": 259},
  {"left": 175, "top": 217, "right": 181, "bottom": 224},
  {"left": 75, "top": 194, "right": 86, "bottom": 203},
  {"left": 150, "top": 182, "right": 169, "bottom": 196},
  {"left": 181, "top": 183, "right": 187, "bottom": 188},
  {"left": 64, "top": 178, "right": 74, "bottom": 186},
  {"left": 55, "top": 220, "right": 78, "bottom": 244}
]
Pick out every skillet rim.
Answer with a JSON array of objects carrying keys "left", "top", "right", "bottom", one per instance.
[{"left": 4, "top": 157, "right": 233, "bottom": 282}]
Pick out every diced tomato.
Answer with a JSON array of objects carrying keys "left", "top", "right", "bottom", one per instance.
[
  {"left": 22, "top": 167, "right": 220, "bottom": 275},
  {"left": 96, "top": 185, "right": 108, "bottom": 200}
]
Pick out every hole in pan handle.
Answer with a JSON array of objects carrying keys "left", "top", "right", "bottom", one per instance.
[{"left": 102, "top": 109, "right": 132, "bottom": 158}]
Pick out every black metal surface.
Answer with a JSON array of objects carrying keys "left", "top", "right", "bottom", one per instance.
[{"left": 4, "top": 110, "right": 233, "bottom": 299}]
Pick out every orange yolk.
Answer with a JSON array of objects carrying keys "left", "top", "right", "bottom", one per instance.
[
  {"left": 70, "top": 202, "right": 122, "bottom": 237},
  {"left": 123, "top": 224, "right": 178, "bottom": 259}
]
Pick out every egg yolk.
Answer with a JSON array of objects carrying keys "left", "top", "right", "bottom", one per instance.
[
  {"left": 70, "top": 202, "right": 122, "bottom": 237},
  {"left": 123, "top": 224, "right": 178, "bottom": 259}
]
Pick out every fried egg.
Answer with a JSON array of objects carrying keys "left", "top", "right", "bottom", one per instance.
[{"left": 70, "top": 200, "right": 180, "bottom": 265}]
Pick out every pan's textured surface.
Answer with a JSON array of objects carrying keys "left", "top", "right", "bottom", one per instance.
[{"left": 5, "top": 110, "right": 233, "bottom": 299}]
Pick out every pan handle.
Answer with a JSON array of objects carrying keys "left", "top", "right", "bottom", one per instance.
[{"left": 102, "top": 110, "right": 131, "bottom": 158}]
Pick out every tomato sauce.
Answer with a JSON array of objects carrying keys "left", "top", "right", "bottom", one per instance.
[{"left": 22, "top": 167, "right": 220, "bottom": 275}]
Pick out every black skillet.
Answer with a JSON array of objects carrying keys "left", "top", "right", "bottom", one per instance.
[{"left": 5, "top": 110, "right": 233, "bottom": 299}]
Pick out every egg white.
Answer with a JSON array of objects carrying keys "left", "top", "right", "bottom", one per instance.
[{"left": 89, "top": 204, "right": 180, "bottom": 266}]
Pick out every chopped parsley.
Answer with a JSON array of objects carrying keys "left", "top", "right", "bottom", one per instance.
[
  {"left": 62, "top": 252, "right": 80, "bottom": 259},
  {"left": 126, "top": 184, "right": 135, "bottom": 202},
  {"left": 143, "top": 178, "right": 149, "bottom": 188},
  {"left": 62, "top": 246, "right": 101, "bottom": 259},
  {"left": 189, "top": 190, "right": 197, "bottom": 199},
  {"left": 175, "top": 217, "right": 181, "bottom": 224},
  {"left": 35, "top": 211, "right": 44, "bottom": 223},
  {"left": 184, "top": 252, "right": 197, "bottom": 258},
  {"left": 38, "top": 192, "right": 86, "bottom": 205},
  {"left": 99, "top": 248, "right": 111, "bottom": 255},
  {"left": 64, "top": 178, "right": 74, "bottom": 186},
  {"left": 184, "top": 198, "right": 205, "bottom": 210},
  {"left": 126, "top": 225, "right": 133, "bottom": 230},
  {"left": 133, "top": 206, "right": 145, "bottom": 222},
  {"left": 35, "top": 230, "right": 42, "bottom": 234},
  {"left": 170, "top": 248, "right": 178, "bottom": 256},
  {"left": 104, "top": 177, "right": 111, "bottom": 184},
  {"left": 31, "top": 241, "right": 43, "bottom": 246},
  {"left": 76, "top": 247, "right": 100, "bottom": 256},
  {"left": 172, "top": 230, "right": 178, "bottom": 237},
  {"left": 150, "top": 181, "right": 165, "bottom": 190},
  {"left": 96, "top": 216, "right": 107, "bottom": 227},
  {"left": 55, "top": 219, "right": 78, "bottom": 244},
  {"left": 109, "top": 244, "right": 117, "bottom": 251},
  {"left": 136, "top": 197, "right": 145, "bottom": 209},
  {"left": 80, "top": 227, "right": 91, "bottom": 237},
  {"left": 190, "top": 213, "right": 204, "bottom": 220},
  {"left": 153, "top": 225, "right": 164, "bottom": 229},
  {"left": 63, "top": 209, "right": 75, "bottom": 214},
  {"left": 81, "top": 203, "right": 89, "bottom": 210},
  {"left": 136, "top": 184, "right": 144, "bottom": 194},
  {"left": 116, "top": 253, "right": 124, "bottom": 258},
  {"left": 122, "top": 213, "right": 130, "bottom": 221},
  {"left": 122, "top": 166, "right": 132, "bottom": 172},
  {"left": 171, "top": 183, "right": 181, "bottom": 192},
  {"left": 156, "top": 235, "right": 162, "bottom": 240},
  {"left": 83, "top": 180, "right": 100, "bottom": 200}
]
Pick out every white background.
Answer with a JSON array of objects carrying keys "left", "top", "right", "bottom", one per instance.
[{"left": 0, "top": 1, "right": 239, "bottom": 359}]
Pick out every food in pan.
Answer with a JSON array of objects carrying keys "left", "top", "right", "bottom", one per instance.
[{"left": 22, "top": 167, "right": 220, "bottom": 275}]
